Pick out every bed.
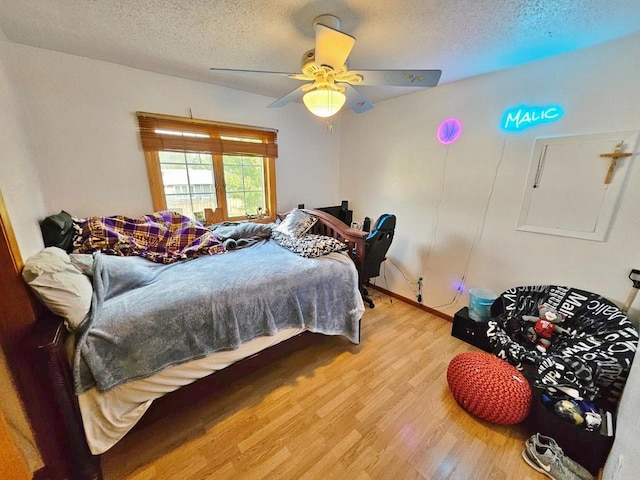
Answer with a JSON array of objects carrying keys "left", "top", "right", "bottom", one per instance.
[{"left": 24, "top": 209, "right": 368, "bottom": 480}]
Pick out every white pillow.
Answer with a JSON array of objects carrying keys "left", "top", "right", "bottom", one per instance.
[
  {"left": 275, "top": 209, "right": 317, "bottom": 238},
  {"left": 22, "top": 247, "right": 92, "bottom": 330}
]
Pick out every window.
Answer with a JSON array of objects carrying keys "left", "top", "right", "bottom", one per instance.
[{"left": 137, "top": 112, "right": 278, "bottom": 224}]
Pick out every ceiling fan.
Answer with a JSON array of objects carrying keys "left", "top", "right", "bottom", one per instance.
[{"left": 209, "top": 15, "right": 442, "bottom": 118}]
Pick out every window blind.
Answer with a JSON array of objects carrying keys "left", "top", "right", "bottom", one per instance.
[{"left": 137, "top": 112, "right": 278, "bottom": 158}]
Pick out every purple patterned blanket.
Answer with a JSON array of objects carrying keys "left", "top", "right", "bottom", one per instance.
[{"left": 76, "top": 211, "right": 225, "bottom": 263}]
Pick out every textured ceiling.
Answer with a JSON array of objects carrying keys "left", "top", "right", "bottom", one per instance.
[{"left": 1, "top": 0, "right": 640, "bottom": 105}]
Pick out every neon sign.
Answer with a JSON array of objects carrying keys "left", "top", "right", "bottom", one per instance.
[
  {"left": 437, "top": 118, "right": 463, "bottom": 144},
  {"left": 501, "top": 105, "right": 564, "bottom": 131}
]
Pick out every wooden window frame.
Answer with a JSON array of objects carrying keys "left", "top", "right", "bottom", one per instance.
[{"left": 137, "top": 112, "right": 278, "bottom": 224}]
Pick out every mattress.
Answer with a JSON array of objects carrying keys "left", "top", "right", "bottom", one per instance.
[{"left": 75, "top": 327, "right": 305, "bottom": 454}]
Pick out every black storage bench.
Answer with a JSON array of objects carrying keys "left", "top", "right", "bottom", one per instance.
[{"left": 451, "top": 307, "right": 492, "bottom": 352}]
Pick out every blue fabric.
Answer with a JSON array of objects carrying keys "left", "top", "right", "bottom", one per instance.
[{"left": 74, "top": 240, "right": 363, "bottom": 393}]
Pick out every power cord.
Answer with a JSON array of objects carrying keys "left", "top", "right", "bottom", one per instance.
[
  {"left": 386, "top": 256, "right": 420, "bottom": 285},
  {"left": 375, "top": 132, "right": 504, "bottom": 312},
  {"left": 383, "top": 261, "right": 392, "bottom": 304},
  {"left": 381, "top": 257, "right": 425, "bottom": 304},
  {"left": 431, "top": 136, "right": 507, "bottom": 309},
  {"left": 368, "top": 264, "right": 392, "bottom": 305},
  {"left": 424, "top": 145, "right": 450, "bottom": 277}
]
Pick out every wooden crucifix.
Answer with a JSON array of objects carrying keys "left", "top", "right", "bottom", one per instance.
[{"left": 600, "top": 142, "right": 632, "bottom": 184}]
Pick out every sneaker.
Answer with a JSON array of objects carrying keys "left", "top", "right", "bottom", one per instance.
[
  {"left": 522, "top": 443, "right": 579, "bottom": 480},
  {"left": 527, "top": 433, "right": 594, "bottom": 480}
]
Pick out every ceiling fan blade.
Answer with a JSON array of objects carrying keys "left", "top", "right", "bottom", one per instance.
[
  {"left": 267, "top": 85, "right": 307, "bottom": 108},
  {"left": 210, "top": 67, "right": 296, "bottom": 77},
  {"left": 343, "top": 84, "right": 374, "bottom": 114},
  {"left": 349, "top": 69, "right": 442, "bottom": 87},
  {"left": 314, "top": 23, "right": 355, "bottom": 71}
]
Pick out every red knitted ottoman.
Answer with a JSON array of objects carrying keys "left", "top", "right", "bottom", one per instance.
[{"left": 447, "top": 351, "right": 532, "bottom": 424}]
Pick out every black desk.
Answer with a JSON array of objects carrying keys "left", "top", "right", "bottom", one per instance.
[{"left": 315, "top": 205, "right": 353, "bottom": 227}]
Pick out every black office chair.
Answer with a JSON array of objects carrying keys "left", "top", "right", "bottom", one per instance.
[{"left": 362, "top": 214, "right": 396, "bottom": 308}]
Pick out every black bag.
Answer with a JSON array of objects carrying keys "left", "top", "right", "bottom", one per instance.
[{"left": 40, "top": 211, "right": 75, "bottom": 253}]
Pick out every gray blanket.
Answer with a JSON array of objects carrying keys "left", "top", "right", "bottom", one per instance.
[
  {"left": 74, "top": 239, "right": 363, "bottom": 393},
  {"left": 209, "top": 221, "right": 275, "bottom": 250}
]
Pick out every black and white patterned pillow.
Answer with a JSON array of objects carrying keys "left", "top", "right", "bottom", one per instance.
[{"left": 272, "top": 231, "right": 347, "bottom": 258}]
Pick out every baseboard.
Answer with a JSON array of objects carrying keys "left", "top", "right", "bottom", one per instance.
[{"left": 366, "top": 283, "right": 454, "bottom": 322}]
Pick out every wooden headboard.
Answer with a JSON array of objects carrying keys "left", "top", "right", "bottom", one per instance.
[{"left": 278, "top": 209, "right": 368, "bottom": 287}]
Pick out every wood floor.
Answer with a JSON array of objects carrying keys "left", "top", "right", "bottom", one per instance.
[{"left": 101, "top": 297, "right": 540, "bottom": 480}]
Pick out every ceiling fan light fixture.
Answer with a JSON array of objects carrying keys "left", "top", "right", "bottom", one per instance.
[
  {"left": 211, "top": 14, "right": 441, "bottom": 116},
  {"left": 303, "top": 86, "right": 346, "bottom": 118}
]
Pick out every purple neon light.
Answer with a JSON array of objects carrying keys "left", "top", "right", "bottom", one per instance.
[{"left": 437, "top": 118, "right": 462, "bottom": 144}]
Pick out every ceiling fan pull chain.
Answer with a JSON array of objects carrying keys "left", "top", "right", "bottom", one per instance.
[{"left": 325, "top": 120, "right": 334, "bottom": 133}]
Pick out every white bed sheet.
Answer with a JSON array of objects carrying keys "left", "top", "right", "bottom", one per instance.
[{"left": 76, "top": 327, "right": 305, "bottom": 454}]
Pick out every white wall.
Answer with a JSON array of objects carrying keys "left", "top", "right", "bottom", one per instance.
[
  {"left": 2, "top": 43, "right": 342, "bottom": 220},
  {"left": 0, "top": 41, "right": 47, "bottom": 259},
  {"left": 11, "top": 36, "right": 639, "bottom": 318},
  {"left": 0, "top": 40, "right": 46, "bottom": 473},
  {"left": 603, "top": 337, "right": 640, "bottom": 480},
  {"left": 340, "top": 33, "right": 640, "bottom": 320},
  {"left": 3, "top": 24, "right": 640, "bottom": 480}
]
